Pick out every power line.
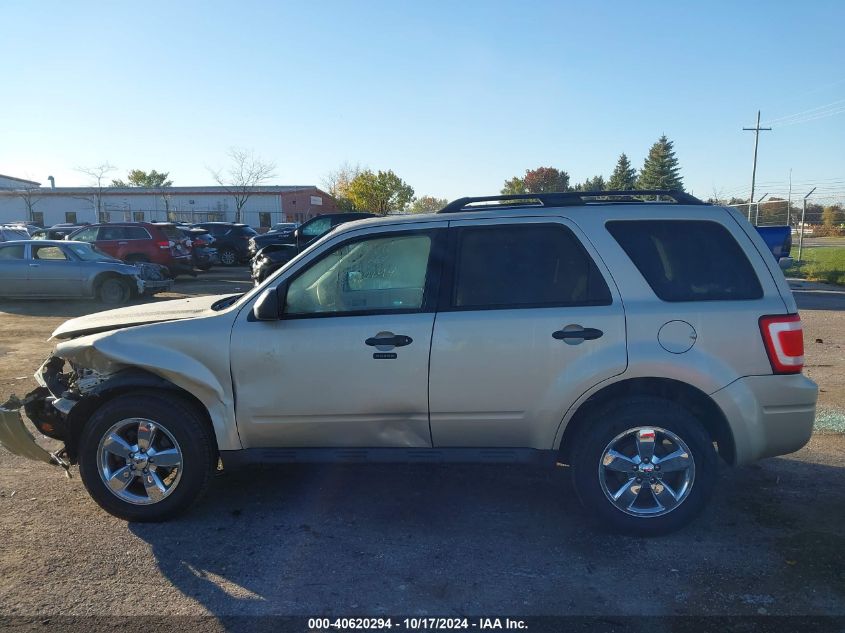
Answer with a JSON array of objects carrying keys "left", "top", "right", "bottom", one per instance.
[{"left": 763, "top": 98, "right": 845, "bottom": 125}]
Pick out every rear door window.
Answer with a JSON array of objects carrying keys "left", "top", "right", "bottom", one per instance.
[
  {"left": 0, "top": 244, "right": 25, "bottom": 259},
  {"left": 451, "top": 223, "right": 612, "bottom": 309},
  {"left": 99, "top": 226, "right": 127, "bottom": 241},
  {"left": 606, "top": 220, "right": 763, "bottom": 302},
  {"left": 32, "top": 245, "right": 68, "bottom": 260}
]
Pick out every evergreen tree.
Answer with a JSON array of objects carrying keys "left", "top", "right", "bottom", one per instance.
[
  {"left": 607, "top": 153, "right": 637, "bottom": 190},
  {"left": 577, "top": 175, "right": 606, "bottom": 191},
  {"left": 636, "top": 136, "right": 684, "bottom": 191}
]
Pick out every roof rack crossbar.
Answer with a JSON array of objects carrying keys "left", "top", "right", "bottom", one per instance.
[{"left": 437, "top": 190, "right": 704, "bottom": 213}]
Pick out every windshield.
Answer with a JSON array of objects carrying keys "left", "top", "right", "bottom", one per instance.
[{"left": 66, "top": 242, "right": 120, "bottom": 262}]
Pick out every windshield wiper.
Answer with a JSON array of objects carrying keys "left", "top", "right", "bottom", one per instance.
[{"left": 211, "top": 293, "right": 244, "bottom": 311}]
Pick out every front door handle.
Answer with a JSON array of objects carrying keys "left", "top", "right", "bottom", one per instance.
[
  {"left": 365, "top": 333, "right": 413, "bottom": 348},
  {"left": 29, "top": 263, "right": 39, "bottom": 267},
  {"left": 553, "top": 326, "right": 604, "bottom": 341}
]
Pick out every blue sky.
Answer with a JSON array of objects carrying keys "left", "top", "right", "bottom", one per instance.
[{"left": 2, "top": 0, "right": 844, "bottom": 203}]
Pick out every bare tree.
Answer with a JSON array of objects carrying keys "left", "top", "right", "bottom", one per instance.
[
  {"left": 75, "top": 162, "right": 117, "bottom": 221},
  {"left": 209, "top": 148, "right": 276, "bottom": 223},
  {"left": 322, "top": 162, "right": 362, "bottom": 199},
  {"left": 15, "top": 185, "right": 42, "bottom": 223}
]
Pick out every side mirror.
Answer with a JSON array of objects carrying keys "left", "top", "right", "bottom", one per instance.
[{"left": 252, "top": 283, "right": 287, "bottom": 321}]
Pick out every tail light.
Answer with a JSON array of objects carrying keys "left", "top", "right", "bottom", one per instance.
[
  {"left": 156, "top": 240, "right": 170, "bottom": 250},
  {"left": 759, "top": 314, "right": 804, "bottom": 374}
]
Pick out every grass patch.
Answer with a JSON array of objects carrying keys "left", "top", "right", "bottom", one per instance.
[{"left": 785, "top": 247, "right": 845, "bottom": 285}]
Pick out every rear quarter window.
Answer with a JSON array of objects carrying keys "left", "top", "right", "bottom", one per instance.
[{"left": 606, "top": 220, "right": 763, "bottom": 302}]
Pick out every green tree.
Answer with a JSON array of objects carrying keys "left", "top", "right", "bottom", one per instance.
[
  {"left": 636, "top": 135, "right": 684, "bottom": 191},
  {"left": 501, "top": 176, "right": 526, "bottom": 195},
  {"left": 111, "top": 169, "right": 172, "bottom": 188},
  {"left": 607, "top": 153, "right": 637, "bottom": 190},
  {"left": 577, "top": 175, "right": 606, "bottom": 191},
  {"left": 347, "top": 169, "right": 415, "bottom": 214},
  {"left": 409, "top": 195, "right": 448, "bottom": 214}
]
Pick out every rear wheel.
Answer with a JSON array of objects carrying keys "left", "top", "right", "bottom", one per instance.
[
  {"left": 77, "top": 392, "right": 217, "bottom": 522},
  {"left": 569, "top": 397, "right": 717, "bottom": 536},
  {"left": 219, "top": 248, "right": 237, "bottom": 266},
  {"left": 98, "top": 277, "right": 132, "bottom": 305}
]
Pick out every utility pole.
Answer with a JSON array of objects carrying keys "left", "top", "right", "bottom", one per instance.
[
  {"left": 743, "top": 110, "right": 772, "bottom": 220},
  {"left": 787, "top": 169, "right": 793, "bottom": 226},
  {"left": 798, "top": 187, "right": 816, "bottom": 262}
]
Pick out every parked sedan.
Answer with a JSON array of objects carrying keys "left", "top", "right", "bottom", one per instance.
[{"left": 0, "top": 240, "right": 172, "bottom": 305}]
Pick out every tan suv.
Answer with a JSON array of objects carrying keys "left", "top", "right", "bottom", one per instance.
[{"left": 0, "top": 190, "right": 817, "bottom": 535}]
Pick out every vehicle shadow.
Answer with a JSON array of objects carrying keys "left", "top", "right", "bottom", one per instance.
[
  {"left": 128, "top": 457, "right": 845, "bottom": 620},
  {"left": 0, "top": 295, "right": 179, "bottom": 318}
]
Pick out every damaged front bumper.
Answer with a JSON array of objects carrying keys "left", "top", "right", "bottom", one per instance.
[
  {"left": 0, "top": 395, "right": 71, "bottom": 472},
  {"left": 0, "top": 356, "right": 86, "bottom": 472}
]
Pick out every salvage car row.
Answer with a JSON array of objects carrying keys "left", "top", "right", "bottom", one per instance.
[{"left": 0, "top": 220, "right": 243, "bottom": 304}]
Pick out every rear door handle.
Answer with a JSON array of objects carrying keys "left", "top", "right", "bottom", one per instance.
[
  {"left": 365, "top": 334, "right": 413, "bottom": 348},
  {"left": 553, "top": 327, "right": 604, "bottom": 341}
]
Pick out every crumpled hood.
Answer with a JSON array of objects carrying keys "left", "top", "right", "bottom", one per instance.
[{"left": 52, "top": 294, "right": 227, "bottom": 340}]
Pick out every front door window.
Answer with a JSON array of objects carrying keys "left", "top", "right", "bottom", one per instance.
[{"left": 285, "top": 233, "right": 432, "bottom": 315}]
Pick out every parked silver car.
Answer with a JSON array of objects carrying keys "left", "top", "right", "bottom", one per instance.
[
  {"left": 0, "top": 190, "right": 818, "bottom": 535},
  {"left": 0, "top": 240, "right": 172, "bottom": 304}
]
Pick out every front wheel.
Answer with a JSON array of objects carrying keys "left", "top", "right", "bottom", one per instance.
[
  {"left": 77, "top": 392, "right": 217, "bottom": 521},
  {"left": 98, "top": 277, "right": 132, "bottom": 305},
  {"left": 569, "top": 397, "right": 717, "bottom": 536}
]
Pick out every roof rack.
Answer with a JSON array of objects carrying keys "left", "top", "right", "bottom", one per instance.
[{"left": 437, "top": 190, "right": 705, "bottom": 213}]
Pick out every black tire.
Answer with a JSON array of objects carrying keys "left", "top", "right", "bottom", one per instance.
[
  {"left": 97, "top": 277, "right": 132, "bottom": 305},
  {"left": 196, "top": 262, "right": 212, "bottom": 271},
  {"left": 219, "top": 248, "right": 237, "bottom": 266},
  {"left": 569, "top": 396, "right": 717, "bottom": 536},
  {"left": 77, "top": 392, "right": 217, "bottom": 522}
]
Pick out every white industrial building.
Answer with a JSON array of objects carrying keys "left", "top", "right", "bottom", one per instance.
[{"left": 0, "top": 174, "right": 338, "bottom": 228}]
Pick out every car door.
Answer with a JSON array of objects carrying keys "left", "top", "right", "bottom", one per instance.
[
  {"left": 27, "top": 243, "right": 84, "bottom": 296},
  {"left": 428, "top": 216, "right": 627, "bottom": 449},
  {"left": 0, "top": 243, "right": 30, "bottom": 297},
  {"left": 230, "top": 221, "right": 446, "bottom": 448},
  {"left": 96, "top": 225, "right": 128, "bottom": 260}
]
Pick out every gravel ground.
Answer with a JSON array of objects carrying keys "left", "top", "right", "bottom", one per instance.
[{"left": 0, "top": 269, "right": 843, "bottom": 618}]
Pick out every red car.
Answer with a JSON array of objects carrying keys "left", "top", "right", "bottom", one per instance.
[{"left": 67, "top": 222, "right": 193, "bottom": 275}]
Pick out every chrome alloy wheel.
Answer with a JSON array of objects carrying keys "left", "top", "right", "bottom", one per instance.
[
  {"left": 598, "top": 427, "right": 695, "bottom": 517},
  {"left": 96, "top": 418, "right": 183, "bottom": 505}
]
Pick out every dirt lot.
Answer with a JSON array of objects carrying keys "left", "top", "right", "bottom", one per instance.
[{"left": 0, "top": 269, "right": 843, "bottom": 618}]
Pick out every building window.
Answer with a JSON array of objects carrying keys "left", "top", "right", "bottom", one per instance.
[
  {"left": 31, "top": 211, "right": 44, "bottom": 226},
  {"left": 259, "top": 212, "right": 271, "bottom": 228},
  {"left": 65, "top": 212, "right": 77, "bottom": 224},
  {"left": 99, "top": 211, "right": 111, "bottom": 223},
  {"left": 133, "top": 211, "right": 145, "bottom": 222}
]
